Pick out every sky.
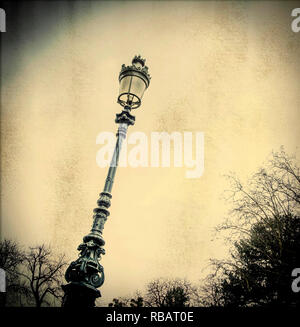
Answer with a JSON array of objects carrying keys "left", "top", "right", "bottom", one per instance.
[{"left": 1, "top": 0, "right": 300, "bottom": 305}]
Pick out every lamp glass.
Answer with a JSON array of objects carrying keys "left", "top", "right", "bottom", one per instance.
[
  {"left": 119, "top": 74, "right": 147, "bottom": 108},
  {"left": 130, "top": 75, "right": 146, "bottom": 100}
]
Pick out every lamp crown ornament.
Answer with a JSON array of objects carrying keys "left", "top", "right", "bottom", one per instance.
[
  {"left": 132, "top": 55, "right": 146, "bottom": 66},
  {"left": 119, "top": 55, "right": 151, "bottom": 81},
  {"left": 119, "top": 64, "right": 151, "bottom": 80}
]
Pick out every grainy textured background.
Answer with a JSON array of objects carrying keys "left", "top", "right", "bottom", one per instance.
[{"left": 1, "top": 0, "right": 300, "bottom": 304}]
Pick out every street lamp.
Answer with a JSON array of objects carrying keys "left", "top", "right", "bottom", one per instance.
[{"left": 62, "top": 55, "right": 151, "bottom": 307}]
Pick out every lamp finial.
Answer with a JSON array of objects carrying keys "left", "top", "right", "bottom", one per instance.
[{"left": 132, "top": 55, "right": 146, "bottom": 67}]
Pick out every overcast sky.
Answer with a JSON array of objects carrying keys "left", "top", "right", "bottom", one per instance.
[{"left": 1, "top": 1, "right": 300, "bottom": 304}]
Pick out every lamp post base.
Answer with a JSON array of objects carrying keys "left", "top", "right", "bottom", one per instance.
[{"left": 62, "top": 283, "right": 101, "bottom": 307}]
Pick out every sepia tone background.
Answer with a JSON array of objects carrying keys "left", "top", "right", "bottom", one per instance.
[{"left": 1, "top": 1, "right": 300, "bottom": 304}]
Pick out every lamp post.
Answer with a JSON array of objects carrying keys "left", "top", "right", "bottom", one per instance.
[{"left": 62, "top": 56, "right": 151, "bottom": 307}]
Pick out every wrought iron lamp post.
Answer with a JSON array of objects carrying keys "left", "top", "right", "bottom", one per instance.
[{"left": 62, "top": 56, "right": 151, "bottom": 307}]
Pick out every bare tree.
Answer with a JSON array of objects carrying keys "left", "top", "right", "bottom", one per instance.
[
  {"left": 218, "top": 147, "right": 300, "bottom": 239},
  {"left": 0, "top": 240, "right": 24, "bottom": 272},
  {"left": 0, "top": 239, "right": 29, "bottom": 306},
  {"left": 108, "top": 291, "right": 145, "bottom": 307},
  {"left": 144, "top": 278, "right": 200, "bottom": 307},
  {"left": 107, "top": 279, "right": 201, "bottom": 307},
  {"left": 198, "top": 273, "right": 224, "bottom": 307},
  {"left": 203, "top": 148, "right": 300, "bottom": 307},
  {"left": 108, "top": 297, "right": 131, "bottom": 307},
  {"left": 18, "top": 245, "right": 67, "bottom": 307},
  {"left": 129, "top": 295, "right": 144, "bottom": 307}
]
